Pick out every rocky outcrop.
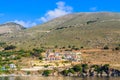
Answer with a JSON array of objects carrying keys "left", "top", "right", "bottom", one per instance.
[{"left": 0, "top": 22, "right": 25, "bottom": 35}]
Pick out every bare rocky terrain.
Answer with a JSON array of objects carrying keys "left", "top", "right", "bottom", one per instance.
[{"left": 0, "top": 22, "right": 25, "bottom": 35}]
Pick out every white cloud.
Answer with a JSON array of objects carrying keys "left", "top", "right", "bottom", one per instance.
[
  {"left": 39, "top": 1, "right": 73, "bottom": 22},
  {"left": 5, "top": 1, "right": 73, "bottom": 28},
  {"left": 90, "top": 7, "right": 97, "bottom": 11},
  {"left": 14, "top": 20, "right": 37, "bottom": 28}
]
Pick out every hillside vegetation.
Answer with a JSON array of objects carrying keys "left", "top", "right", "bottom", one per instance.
[{"left": 0, "top": 12, "right": 120, "bottom": 50}]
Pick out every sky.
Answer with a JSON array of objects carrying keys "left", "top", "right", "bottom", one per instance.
[{"left": 0, "top": 0, "right": 120, "bottom": 28}]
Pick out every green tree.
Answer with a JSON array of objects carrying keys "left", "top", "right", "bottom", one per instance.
[
  {"left": 54, "top": 45, "right": 58, "bottom": 48},
  {"left": 82, "top": 64, "right": 88, "bottom": 69},
  {"left": 42, "top": 70, "right": 52, "bottom": 76},
  {"left": 30, "top": 48, "right": 45, "bottom": 59},
  {"left": 92, "top": 65, "right": 101, "bottom": 76},
  {"left": 68, "top": 68, "right": 75, "bottom": 74},
  {"left": 72, "top": 45, "right": 75, "bottom": 49},
  {"left": 68, "top": 45, "right": 71, "bottom": 48},
  {"left": 73, "top": 65, "right": 82, "bottom": 72},
  {"left": 61, "top": 70, "right": 69, "bottom": 76},
  {"left": 81, "top": 46, "right": 84, "bottom": 49}
]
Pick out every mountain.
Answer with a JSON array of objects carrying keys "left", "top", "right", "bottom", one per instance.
[
  {"left": 0, "top": 12, "right": 120, "bottom": 50},
  {"left": 0, "top": 22, "right": 25, "bottom": 35}
]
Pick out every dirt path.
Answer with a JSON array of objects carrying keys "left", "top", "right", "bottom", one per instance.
[{"left": 81, "top": 49, "right": 112, "bottom": 52}]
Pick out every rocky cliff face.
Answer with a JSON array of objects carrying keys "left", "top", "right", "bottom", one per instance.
[{"left": 0, "top": 22, "right": 25, "bottom": 34}]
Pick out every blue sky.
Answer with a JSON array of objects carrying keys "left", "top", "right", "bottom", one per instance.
[{"left": 0, "top": 0, "right": 120, "bottom": 28}]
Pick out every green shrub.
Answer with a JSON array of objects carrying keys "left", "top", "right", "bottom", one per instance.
[
  {"left": 39, "top": 56, "right": 43, "bottom": 60},
  {"left": 54, "top": 45, "right": 58, "bottom": 48},
  {"left": 44, "top": 65, "right": 49, "bottom": 68},
  {"left": 68, "top": 45, "right": 71, "bottom": 48},
  {"left": 103, "top": 45, "right": 109, "bottom": 50},
  {"left": 61, "top": 70, "right": 69, "bottom": 76},
  {"left": 0, "top": 42, "right": 6, "bottom": 47},
  {"left": 26, "top": 71, "right": 31, "bottom": 75},
  {"left": 115, "top": 47, "right": 120, "bottom": 50},
  {"left": 4, "top": 45, "right": 16, "bottom": 50}
]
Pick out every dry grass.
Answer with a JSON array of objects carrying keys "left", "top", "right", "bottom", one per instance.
[
  {"left": 81, "top": 49, "right": 120, "bottom": 69},
  {"left": 0, "top": 12, "right": 120, "bottom": 50}
]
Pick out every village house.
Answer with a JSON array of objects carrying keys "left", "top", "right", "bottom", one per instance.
[
  {"left": 63, "top": 51, "right": 82, "bottom": 61},
  {"left": 9, "top": 64, "right": 16, "bottom": 69},
  {"left": 45, "top": 51, "right": 61, "bottom": 61},
  {"left": 45, "top": 50, "right": 82, "bottom": 62}
]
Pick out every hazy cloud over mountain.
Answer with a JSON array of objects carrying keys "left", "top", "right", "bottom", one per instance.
[
  {"left": 14, "top": 20, "right": 37, "bottom": 28},
  {"left": 39, "top": 1, "right": 73, "bottom": 22}
]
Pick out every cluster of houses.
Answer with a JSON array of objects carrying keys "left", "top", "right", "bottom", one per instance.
[
  {"left": 0, "top": 63, "right": 16, "bottom": 71},
  {"left": 45, "top": 50, "right": 82, "bottom": 62}
]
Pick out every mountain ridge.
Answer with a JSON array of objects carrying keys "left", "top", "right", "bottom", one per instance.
[
  {"left": 0, "top": 12, "right": 120, "bottom": 50},
  {"left": 0, "top": 22, "right": 25, "bottom": 35}
]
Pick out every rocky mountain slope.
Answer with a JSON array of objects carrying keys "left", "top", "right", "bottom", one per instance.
[
  {"left": 0, "top": 22, "right": 25, "bottom": 35},
  {"left": 0, "top": 12, "right": 120, "bottom": 50}
]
